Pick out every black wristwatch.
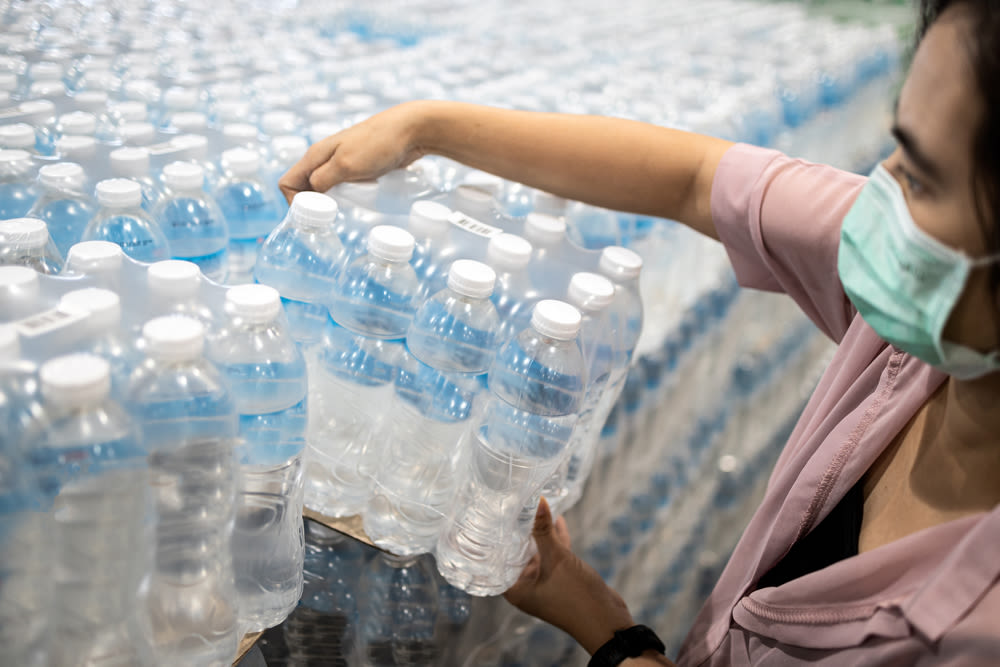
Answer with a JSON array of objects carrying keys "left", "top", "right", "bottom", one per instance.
[{"left": 588, "top": 625, "right": 666, "bottom": 667}]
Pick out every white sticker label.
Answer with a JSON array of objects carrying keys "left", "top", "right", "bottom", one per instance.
[
  {"left": 15, "top": 306, "right": 88, "bottom": 338},
  {"left": 448, "top": 211, "right": 502, "bottom": 238}
]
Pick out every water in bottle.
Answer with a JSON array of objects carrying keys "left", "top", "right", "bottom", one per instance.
[
  {"left": 215, "top": 146, "right": 283, "bottom": 285},
  {"left": 0, "top": 217, "right": 63, "bottom": 274},
  {"left": 484, "top": 233, "right": 539, "bottom": 346},
  {"left": 62, "top": 240, "right": 124, "bottom": 291},
  {"left": 128, "top": 315, "right": 239, "bottom": 667},
  {"left": 329, "top": 180, "right": 386, "bottom": 262},
  {"left": 406, "top": 200, "right": 454, "bottom": 302},
  {"left": 109, "top": 146, "right": 162, "bottom": 213},
  {"left": 82, "top": 178, "right": 171, "bottom": 263},
  {"left": 155, "top": 161, "right": 230, "bottom": 283},
  {"left": 142, "top": 259, "right": 214, "bottom": 329},
  {"left": 27, "top": 162, "right": 96, "bottom": 258},
  {"left": 0, "top": 149, "right": 38, "bottom": 219},
  {"left": 211, "top": 284, "right": 307, "bottom": 632},
  {"left": 34, "top": 354, "right": 151, "bottom": 667},
  {"left": 254, "top": 191, "right": 343, "bottom": 346}
]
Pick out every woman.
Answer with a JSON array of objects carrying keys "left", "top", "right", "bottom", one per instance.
[{"left": 281, "top": 0, "right": 1000, "bottom": 664}]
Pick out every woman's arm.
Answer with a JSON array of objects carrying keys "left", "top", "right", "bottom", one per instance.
[{"left": 279, "top": 100, "right": 733, "bottom": 242}]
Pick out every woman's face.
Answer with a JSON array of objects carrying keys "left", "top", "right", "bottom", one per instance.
[{"left": 883, "top": 6, "right": 999, "bottom": 355}]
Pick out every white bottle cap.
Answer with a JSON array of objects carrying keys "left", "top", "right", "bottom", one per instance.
[
  {"left": 96, "top": 178, "right": 142, "bottom": 208},
  {"left": 367, "top": 225, "right": 414, "bottom": 263},
  {"left": 0, "top": 324, "right": 19, "bottom": 361},
  {"left": 534, "top": 190, "right": 568, "bottom": 213},
  {"left": 408, "top": 200, "right": 451, "bottom": 237},
  {"left": 0, "top": 217, "right": 49, "bottom": 249},
  {"left": 214, "top": 100, "right": 251, "bottom": 122},
  {"left": 530, "top": 299, "right": 581, "bottom": 341},
  {"left": 335, "top": 180, "right": 378, "bottom": 208},
  {"left": 120, "top": 121, "right": 155, "bottom": 145},
  {"left": 109, "top": 147, "right": 151, "bottom": 178},
  {"left": 123, "top": 79, "right": 161, "bottom": 104},
  {"left": 0, "top": 123, "right": 35, "bottom": 149},
  {"left": 58, "top": 111, "right": 97, "bottom": 136},
  {"left": 223, "top": 123, "right": 259, "bottom": 145},
  {"left": 226, "top": 283, "right": 281, "bottom": 324},
  {"left": 0, "top": 72, "right": 16, "bottom": 91},
  {"left": 291, "top": 191, "right": 338, "bottom": 228},
  {"left": 39, "top": 162, "right": 85, "bottom": 190},
  {"left": 487, "top": 233, "right": 532, "bottom": 271},
  {"left": 31, "top": 61, "right": 63, "bottom": 81},
  {"left": 271, "top": 135, "right": 308, "bottom": 163},
  {"left": 65, "top": 240, "right": 123, "bottom": 275},
  {"left": 260, "top": 110, "right": 298, "bottom": 136},
  {"left": 462, "top": 170, "right": 503, "bottom": 196},
  {"left": 455, "top": 185, "right": 493, "bottom": 208},
  {"left": 56, "top": 135, "right": 97, "bottom": 159},
  {"left": 524, "top": 212, "right": 566, "bottom": 246},
  {"left": 309, "top": 121, "right": 340, "bottom": 144},
  {"left": 599, "top": 246, "right": 643, "bottom": 281},
  {"left": 221, "top": 147, "right": 259, "bottom": 177},
  {"left": 447, "top": 259, "right": 496, "bottom": 299},
  {"left": 170, "top": 134, "right": 208, "bottom": 159},
  {"left": 305, "top": 101, "right": 338, "bottom": 122},
  {"left": 171, "top": 111, "right": 208, "bottom": 132},
  {"left": 0, "top": 265, "right": 40, "bottom": 301},
  {"left": 74, "top": 91, "right": 109, "bottom": 113},
  {"left": 0, "top": 149, "right": 31, "bottom": 167},
  {"left": 143, "top": 315, "right": 204, "bottom": 362},
  {"left": 164, "top": 86, "right": 199, "bottom": 110},
  {"left": 30, "top": 81, "right": 66, "bottom": 98},
  {"left": 17, "top": 100, "right": 55, "bottom": 121},
  {"left": 40, "top": 353, "right": 111, "bottom": 407},
  {"left": 162, "top": 161, "right": 204, "bottom": 190},
  {"left": 112, "top": 101, "right": 147, "bottom": 122},
  {"left": 568, "top": 272, "right": 615, "bottom": 313},
  {"left": 148, "top": 259, "right": 201, "bottom": 299},
  {"left": 59, "top": 287, "right": 121, "bottom": 332}
]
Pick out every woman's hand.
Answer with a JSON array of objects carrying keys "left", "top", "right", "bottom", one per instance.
[
  {"left": 504, "top": 498, "right": 636, "bottom": 655},
  {"left": 278, "top": 101, "right": 432, "bottom": 203}
]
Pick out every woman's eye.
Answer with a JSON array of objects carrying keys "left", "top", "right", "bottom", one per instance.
[{"left": 901, "top": 168, "right": 924, "bottom": 195}]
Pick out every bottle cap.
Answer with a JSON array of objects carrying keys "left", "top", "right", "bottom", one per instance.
[
  {"left": 0, "top": 123, "right": 35, "bottom": 149},
  {"left": 56, "top": 135, "right": 97, "bottom": 159},
  {"left": 225, "top": 283, "right": 281, "bottom": 324},
  {"left": 530, "top": 299, "right": 581, "bottom": 340},
  {"left": 455, "top": 185, "right": 493, "bottom": 208},
  {"left": 65, "top": 240, "right": 123, "bottom": 275},
  {"left": 0, "top": 149, "right": 31, "bottom": 168},
  {"left": 461, "top": 170, "right": 503, "bottom": 196},
  {"left": 367, "top": 225, "right": 414, "bottom": 262},
  {"left": 96, "top": 178, "right": 142, "bottom": 208},
  {"left": 599, "top": 246, "right": 643, "bottom": 281},
  {"left": 120, "top": 121, "right": 155, "bottom": 145},
  {"left": 305, "top": 101, "right": 338, "bottom": 122},
  {"left": 112, "top": 101, "right": 148, "bottom": 122},
  {"left": 487, "top": 233, "right": 532, "bottom": 271},
  {"left": 568, "top": 272, "right": 615, "bottom": 313},
  {"left": 147, "top": 259, "right": 201, "bottom": 299},
  {"left": 164, "top": 86, "right": 199, "bottom": 110},
  {"left": 30, "top": 81, "right": 66, "bottom": 98},
  {"left": 171, "top": 111, "right": 208, "bottom": 132},
  {"left": 260, "top": 110, "right": 298, "bottom": 136},
  {"left": 0, "top": 265, "right": 39, "bottom": 300},
  {"left": 0, "top": 72, "right": 16, "bottom": 91},
  {"left": 214, "top": 100, "right": 251, "bottom": 123},
  {"left": 58, "top": 111, "right": 97, "bottom": 136},
  {"left": 31, "top": 61, "right": 63, "bottom": 81},
  {"left": 291, "top": 191, "right": 338, "bottom": 228},
  {"left": 533, "top": 190, "right": 568, "bottom": 214},
  {"left": 447, "top": 259, "right": 496, "bottom": 299},
  {"left": 39, "top": 162, "right": 85, "bottom": 190},
  {"left": 223, "top": 123, "right": 258, "bottom": 145},
  {"left": 408, "top": 200, "right": 451, "bottom": 237},
  {"left": 0, "top": 324, "right": 19, "bottom": 361},
  {"left": 17, "top": 100, "right": 55, "bottom": 121},
  {"left": 59, "top": 287, "right": 121, "bottom": 332},
  {"left": 40, "top": 353, "right": 111, "bottom": 407},
  {"left": 0, "top": 217, "right": 49, "bottom": 249},
  {"left": 162, "top": 161, "right": 204, "bottom": 190},
  {"left": 170, "top": 134, "right": 208, "bottom": 159},
  {"left": 123, "top": 79, "right": 161, "bottom": 104},
  {"left": 221, "top": 146, "right": 259, "bottom": 176},
  {"left": 109, "top": 147, "right": 151, "bottom": 178},
  {"left": 524, "top": 212, "right": 566, "bottom": 246},
  {"left": 143, "top": 315, "right": 205, "bottom": 362},
  {"left": 74, "top": 91, "right": 109, "bottom": 113},
  {"left": 335, "top": 180, "right": 378, "bottom": 207},
  {"left": 271, "top": 135, "right": 308, "bottom": 164}
]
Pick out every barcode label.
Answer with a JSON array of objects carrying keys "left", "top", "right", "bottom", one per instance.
[
  {"left": 16, "top": 307, "right": 87, "bottom": 338},
  {"left": 146, "top": 140, "right": 176, "bottom": 156},
  {"left": 448, "top": 211, "right": 502, "bottom": 238}
]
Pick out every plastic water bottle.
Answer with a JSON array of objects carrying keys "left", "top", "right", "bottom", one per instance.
[
  {"left": 211, "top": 284, "right": 307, "bottom": 632},
  {"left": 128, "top": 315, "right": 239, "bottom": 667},
  {"left": 27, "top": 162, "right": 96, "bottom": 258},
  {"left": 56, "top": 288, "right": 133, "bottom": 396},
  {"left": 155, "top": 161, "right": 230, "bottom": 283},
  {"left": 35, "top": 354, "right": 151, "bottom": 667},
  {"left": 54, "top": 135, "right": 101, "bottom": 176},
  {"left": 330, "top": 180, "right": 386, "bottom": 263},
  {"left": 355, "top": 553, "right": 440, "bottom": 667},
  {"left": 436, "top": 300, "right": 584, "bottom": 595},
  {"left": 532, "top": 190, "right": 568, "bottom": 218},
  {"left": 524, "top": 212, "right": 570, "bottom": 289},
  {"left": 142, "top": 259, "right": 214, "bottom": 329},
  {"left": 118, "top": 121, "right": 156, "bottom": 147},
  {"left": 0, "top": 122, "right": 37, "bottom": 152},
  {"left": 0, "top": 149, "right": 38, "bottom": 219},
  {"left": 56, "top": 110, "right": 98, "bottom": 138},
  {"left": 254, "top": 191, "right": 343, "bottom": 346},
  {"left": 215, "top": 146, "right": 282, "bottom": 285},
  {"left": 267, "top": 135, "right": 309, "bottom": 214},
  {"left": 406, "top": 200, "right": 454, "bottom": 302},
  {"left": 62, "top": 240, "right": 124, "bottom": 291},
  {"left": 82, "top": 178, "right": 171, "bottom": 263},
  {"left": 109, "top": 146, "right": 162, "bottom": 213},
  {"left": 484, "top": 233, "right": 539, "bottom": 345},
  {"left": 0, "top": 265, "right": 42, "bottom": 323},
  {"left": 0, "top": 217, "right": 63, "bottom": 274},
  {"left": 327, "top": 224, "right": 420, "bottom": 339}
]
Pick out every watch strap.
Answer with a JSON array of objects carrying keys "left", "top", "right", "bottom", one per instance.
[{"left": 588, "top": 625, "right": 666, "bottom": 667}]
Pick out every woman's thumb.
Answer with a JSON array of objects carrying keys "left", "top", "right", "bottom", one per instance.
[{"left": 532, "top": 497, "right": 560, "bottom": 561}]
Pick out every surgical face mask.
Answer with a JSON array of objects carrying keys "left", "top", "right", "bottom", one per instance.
[{"left": 838, "top": 164, "right": 1000, "bottom": 380}]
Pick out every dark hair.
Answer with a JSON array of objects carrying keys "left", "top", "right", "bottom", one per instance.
[{"left": 918, "top": 1, "right": 1000, "bottom": 296}]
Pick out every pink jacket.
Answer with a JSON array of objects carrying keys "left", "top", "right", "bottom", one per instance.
[{"left": 676, "top": 144, "right": 1000, "bottom": 666}]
